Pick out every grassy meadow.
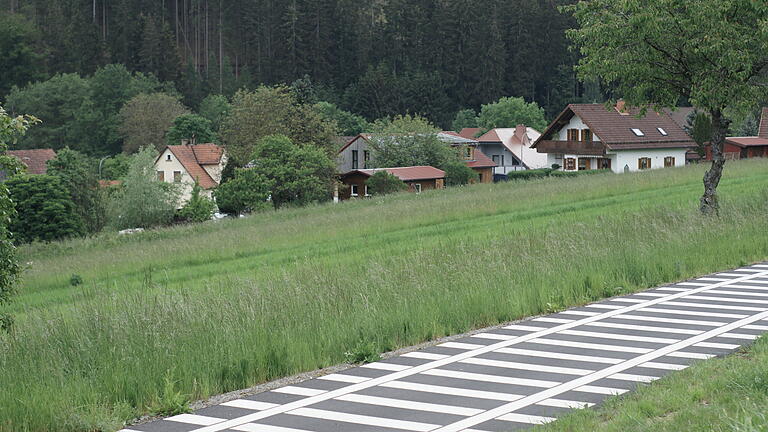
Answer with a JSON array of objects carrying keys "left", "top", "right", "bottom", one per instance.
[{"left": 1, "top": 159, "right": 768, "bottom": 431}]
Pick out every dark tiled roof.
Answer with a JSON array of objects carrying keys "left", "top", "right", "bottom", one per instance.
[
  {"left": 7, "top": 149, "right": 57, "bottom": 175},
  {"left": 346, "top": 166, "right": 446, "bottom": 181}
]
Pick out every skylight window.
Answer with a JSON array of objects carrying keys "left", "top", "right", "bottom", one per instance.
[
  {"left": 631, "top": 128, "right": 645, "bottom": 137},
  {"left": 657, "top": 127, "right": 668, "bottom": 136}
]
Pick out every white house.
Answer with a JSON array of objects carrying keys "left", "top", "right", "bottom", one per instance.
[
  {"left": 460, "top": 125, "right": 546, "bottom": 175},
  {"left": 154, "top": 143, "right": 227, "bottom": 207},
  {"left": 532, "top": 102, "right": 695, "bottom": 173}
]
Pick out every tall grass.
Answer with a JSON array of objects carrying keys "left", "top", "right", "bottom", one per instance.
[{"left": 1, "top": 160, "right": 767, "bottom": 431}]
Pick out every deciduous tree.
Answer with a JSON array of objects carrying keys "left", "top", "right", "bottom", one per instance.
[
  {"left": 476, "top": 97, "right": 548, "bottom": 132},
  {"left": 118, "top": 93, "right": 189, "bottom": 153},
  {"left": 365, "top": 171, "right": 407, "bottom": 196},
  {"left": 165, "top": 114, "right": 217, "bottom": 146}
]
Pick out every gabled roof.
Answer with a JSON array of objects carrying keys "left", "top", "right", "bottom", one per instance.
[
  {"left": 535, "top": 104, "right": 695, "bottom": 150},
  {"left": 337, "top": 134, "right": 372, "bottom": 154},
  {"left": 437, "top": 132, "right": 478, "bottom": 145},
  {"left": 663, "top": 107, "right": 696, "bottom": 130},
  {"left": 344, "top": 166, "right": 446, "bottom": 181},
  {"left": 458, "top": 128, "right": 481, "bottom": 140},
  {"left": 7, "top": 149, "right": 57, "bottom": 175},
  {"left": 466, "top": 149, "right": 497, "bottom": 168},
  {"left": 726, "top": 137, "right": 768, "bottom": 147},
  {"left": 760, "top": 108, "right": 768, "bottom": 139},
  {"left": 159, "top": 144, "right": 224, "bottom": 189}
]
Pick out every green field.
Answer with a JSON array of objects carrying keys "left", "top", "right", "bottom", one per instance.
[{"left": 2, "top": 160, "right": 768, "bottom": 431}]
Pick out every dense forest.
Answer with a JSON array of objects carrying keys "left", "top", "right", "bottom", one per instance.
[{"left": 0, "top": 0, "right": 596, "bottom": 134}]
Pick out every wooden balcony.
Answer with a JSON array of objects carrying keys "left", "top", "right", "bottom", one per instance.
[{"left": 535, "top": 140, "right": 607, "bottom": 156}]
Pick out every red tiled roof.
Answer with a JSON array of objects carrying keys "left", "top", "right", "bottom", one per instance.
[
  {"left": 7, "top": 149, "right": 56, "bottom": 175},
  {"left": 760, "top": 108, "right": 768, "bottom": 139},
  {"left": 458, "top": 128, "right": 481, "bottom": 140},
  {"left": 535, "top": 104, "right": 695, "bottom": 150},
  {"left": 98, "top": 180, "right": 122, "bottom": 188},
  {"left": 466, "top": 149, "right": 497, "bottom": 168},
  {"left": 476, "top": 129, "right": 501, "bottom": 142},
  {"left": 162, "top": 144, "right": 224, "bottom": 189},
  {"left": 726, "top": 137, "right": 768, "bottom": 147},
  {"left": 350, "top": 166, "right": 446, "bottom": 181}
]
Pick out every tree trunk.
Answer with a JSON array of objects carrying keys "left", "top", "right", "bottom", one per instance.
[{"left": 700, "top": 109, "right": 731, "bottom": 214}]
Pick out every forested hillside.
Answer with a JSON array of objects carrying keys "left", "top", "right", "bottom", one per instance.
[{"left": 0, "top": 0, "right": 595, "bottom": 130}]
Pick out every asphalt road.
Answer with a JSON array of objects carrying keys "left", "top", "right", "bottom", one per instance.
[{"left": 121, "top": 262, "right": 768, "bottom": 432}]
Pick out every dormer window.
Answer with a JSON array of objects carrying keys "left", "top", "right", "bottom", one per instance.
[
  {"left": 657, "top": 127, "right": 668, "bottom": 136},
  {"left": 631, "top": 128, "right": 645, "bottom": 137}
]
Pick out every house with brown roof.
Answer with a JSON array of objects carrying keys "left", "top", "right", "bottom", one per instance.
[
  {"left": 339, "top": 166, "right": 445, "bottom": 200},
  {"left": 7, "top": 149, "right": 57, "bottom": 175},
  {"left": 473, "top": 125, "right": 546, "bottom": 176},
  {"left": 154, "top": 143, "right": 226, "bottom": 207},
  {"left": 533, "top": 102, "right": 695, "bottom": 173},
  {"left": 336, "top": 132, "right": 496, "bottom": 183},
  {"left": 704, "top": 108, "right": 768, "bottom": 160}
]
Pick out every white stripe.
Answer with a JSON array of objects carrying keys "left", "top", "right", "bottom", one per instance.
[
  {"left": 722, "top": 284, "right": 768, "bottom": 291},
  {"left": 538, "top": 398, "right": 594, "bottom": 409},
  {"left": 422, "top": 369, "right": 560, "bottom": 388},
  {"left": 743, "top": 324, "right": 768, "bottom": 331},
  {"left": 317, "top": 374, "right": 369, "bottom": 384},
  {"left": 273, "top": 386, "right": 326, "bottom": 397},
  {"left": 694, "top": 342, "right": 740, "bottom": 349},
  {"left": 496, "top": 347, "right": 623, "bottom": 364},
  {"left": 233, "top": 424, "right": 314, "bottom": 432},
  {"left": 195, "top": 269, "right": 768, "bottom": 432},
  {"left": 686, "top": 295, "right": 768, "bottom": 305},
  {"left": 336, "top": 394, "right": 484, "bottom": 416},
  {"left": 460, "top": 357, "right": 593, "bottom": 376},
  {"left": 117, "top": 430, "right": 142, "bottom": 432},
  {"left": 641, "top": 362, "right": 687, "bottom": 371},
  {"left": 166, "top": 414, "right": 225, "bottom": 426},
  {"left": 503, "top": 324, "right": 553, "bottom": 332},
  {"left": 610, "top": 298, "right": 648, "bottom": 303},
  {"left": 401, "top": 352, "right": 449, "bottom": 361},
  {"left": 528, "top": 337, "right": 652, "bottom": 354},
  {"left": 496, "top": 413, "right": 555, "bottom": 424},
  {"left": 637, "top": 307, "right": 746, "bottom": 319},
  {"left": 717, "top": 273, "right": 747, "bottom": 277},
  {"left": 362, "top": 362, "right": 411, "bottom": 372},
  {"left": 731, "top": 278, "right": 768, "bottom": 284},
  {"left": 697, "top": 277, "right": 730, "bottom": 282},
  {"left": 381, "top": 380, "right": 523, "bottom": 402},
  {"left": 609, "top": 373, "right": 658, "bottom": 383},
  {"left": 560, "top": 329, "right": 678, "bottom": 344},
  {"left": 573, "top": 385, "right": 628, "bottom": 395},
  {"left": 633, "top": 292, "right": 670, "bottom": 298},
  {"left": 677, "top": 282, "right": 709, "bottom": 286},
  {"left": 222, "top": 400, "right": 279, "bottom": 411},
  {"left": 585, "top": 304, "right": 626, "bottom": 310},
  {"left": 472, "top": 332, "right": 518, "bottom": 341},
  {"left": 438, "top": 342, "right": 486, "bottom": 350},
  {"left": 559, "top": 310, "right": 601, "bottom": 316},
  {"left": 667, "top": 351, "right": 715, "bottom": 359},
  {"left": 534, "top": 317, "right": 573, "bottom": 324},
  {"left": 289, "top": 408, "right": 437, "bottom": 432},
  {"left": 719, "top": 333, "right": 759, "bottom": 340},
  {"left": 613, "top": 314, "right": 725, "bottom": 327},
  {"left": 734, "top": 268, "right": 766, "bottom": 272},
  {"left": 662, "top": 300, "right": 764, "bottom": 312},
  {"left": 750, "top": 264, "right": 768, "bottom": 268},
  {"left": 709, "top": 289, "right": 768, "bottom": 298},
  {"left": 581, "top": 321, "right": 702, "bottom": 335},
  {"left": 655, "top": 287, "right": 689, "bottom": 292}
]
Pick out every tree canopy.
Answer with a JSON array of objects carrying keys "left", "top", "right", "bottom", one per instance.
[
  {"left": 118, "top": 93, "right": 189, "bottom": 153},
  {"left": 477, "top": 97, "right": 548, "bottom": 132}
]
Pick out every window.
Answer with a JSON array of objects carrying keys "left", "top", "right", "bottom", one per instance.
[
  {"left": 657, "top": 127, "right": 668, "bottom": 136},
  {"left": 166, "top": 154, "right": 172, "bottom": 161},
  {"left": 464, "top": 147, "right": 473, "bottom": 160},
  {"left": 564, "top": 158, "right": 576, "bottom": 171},
  {"left": 173, "top": 171, "right": 182, "bottom": 182},
  {"left": 631, "top": 128, "right": 645, "bottom": 137},
  {"left": 567, "top": 129, "right": 580, "bottom": 141},
  {"left": 157, "top": 171, "right": 165, "bottom": 181},
  {"left": 363, "top": 150, "right": 370, "bottom": 168},
  {"left": 350, "top": 184, "right": 359, "bottom": 197},
  {"left": 638, "top": 157, "right": 651, "bottom": 170},
  {"left": 597, "top": 158, "right": 612, "bottom": 170},
  {"left": 664, "top": 156, "right": 675, "bottom": 167},
  {"left": 578, "top": 158, "right": 591, "bottom": 171},
  {"left": 414, "top": 184, "right": 422, "bottom": 193},
  {"left": 492, "top": 155, "right": 499, "bottom": 164},
  {"left": 351, "top": 150, "right": 359, "bottom": 169},
  {"left": 581, "top": 129, "right": 593, "bottom": 142},
  {"left": 501, "top": 155, "right": 505, "bottom": 166},
  {"left": 364, "top": 185, "right": 371, "bottom": 196}
]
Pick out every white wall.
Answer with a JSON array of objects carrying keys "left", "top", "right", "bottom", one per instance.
[
  {"left": 611, "top": 148, "right": 687, "bottom": 173},
  {"left": 155, "top": 148, "right": 213, "bottom": 208},
  {"left": 556, "top": 116, "right": 602, "bottom": 142}
]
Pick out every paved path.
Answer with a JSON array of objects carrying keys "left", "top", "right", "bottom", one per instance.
[{"left": 122, "top": 263, "right": 768, "bottom": 432}]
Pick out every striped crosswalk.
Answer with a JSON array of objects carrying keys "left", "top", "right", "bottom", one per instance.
[{"left": 123, "top": 264, "right": 768, "bottom": 432}]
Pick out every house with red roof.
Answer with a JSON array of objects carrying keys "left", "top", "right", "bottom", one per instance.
[
  {"left": 6, "top": 149, "right": 57, "bottom": 175},
  {"left": 339, "top": 166, "right": 445, "bottom": 200},
  {"left": 154, "top": 143, "right": 227, "bottom": 207},
  {"left": 532, "top": 102, "right": 695, "bottom": 173},
  {"left": 704, "top": 108, "right": 768, "bottom": 160},
  {"left": 473, "top": 125, "right": 546, "bottom": 176}
]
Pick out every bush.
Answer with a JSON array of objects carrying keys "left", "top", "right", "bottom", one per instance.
[
  {"left": 366, "top": 171, "right": 408, "bottom": 196},
  {"left": 177, "top": 182, "right": 216, "bottom": 223},
  {"left": 213, "top": 168, "right": 272, "bottom": 214},
  {"left": 6, "top": 174, "right": 85, "bottom": 243},
  {"left": 443, "top": 159, "right": 479, "bottom": 186},
  {"left": 506, "top": 168, "right": 553, "bottom": 180}
]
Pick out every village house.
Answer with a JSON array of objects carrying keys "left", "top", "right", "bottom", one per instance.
[
  {"left": 336, "top": 132, "right": 496, "bottom": 183},
  {"left": 459, "top": 125, "right": 545, "bottom": 177},
  {"left": 532, "top": 102, "right": 695, "bottom": 173},
  {"left": 5, "top": 148, "right": 57, "bottom": 175},
  {"left": 339, "top": 166, "right": 445, "bottom": 200},
  {"left": 154, "top": 143, "right": 226, "bottom": 207},
  {"left": 702, "top": 108, "right": 768, "bottom": 160}
]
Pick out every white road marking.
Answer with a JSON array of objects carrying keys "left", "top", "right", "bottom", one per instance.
[
  {"left": 362, "top": 362, "right": 411, "bottom": 372},
  {"left": 640, "top": 361, "right": 688, "bottom": 371},
  {"left": 632, "top": 292, "right": 670, "bottom": 298},
  {"left": 580, "top": 321, "right": 703, "bottom": 335},
  {"left": 422, "top": 369, "right": 560, "bottom": 388},
  {"left": 609, "top": 373, "right": 658, "bottom": 383},
  {"left": 401, "top": 352, "right": 450, "bottom": 360},
  {"left": 722, "top": 284, "right": 768, "bottom": 291},
  {"left": 667, "top": 351, "right": 715, "bottom": 360},
  {"left": 610, "top": 298, "right": 648, "bottom": 303},
  {"left": 233, "top": 424, "right": 314, "bottom": 432},
  {"left": 708, "top": 289, "right": 768, "bottom": 298},
  {"left": 471, "top": 332, "right": 519, "bottom": 341},
  {"left": 694, "top": 342, "right": 740, "bottom": 350},
  {"left": 273, "top": 387, "right": 326, "bottom": 397},
  {"left": 686, "top": 295, "right": 768, "bottom": 305},
  {"left": 719, "top": 333, "right": 759, "bottom": 340},
  {"left": 166, "top": 414, "right": 225, "bottom": 426},
  {"left": 460, "top": 357, "right": 593, "bottom": 376},
  {"left": 534, "top": 317, "right": 574, "bottom": 324},
  {"left": 527, "top": 338, "right": 652, "bottom": 354},
  {"left": 288, "top": 408, "right": 438, "bottom": 431},
  {"left": 655, "top": 287, "right": 689, "bottom": 292},
  {"left": 222, "top": 400, "right": 279, "bottom": 411},
  {"left": 559, "top": 329, "right": 678, "bottom": 344},
  {"left": 317, "top": 374, "right": 369, "bottom": 384},
  {"left": 336, "top": 394, "right": 484, "bottom": 416},
  {"left": 743, "top": 324, "right": 768, "bottom": 331},
  {"left": 636, "top": 307, "right": 746, "bottom": 319},
  {"left": 503, "top": 324, "right": 555, "bottom": 332},
  {"left": 573, "top": 385, "right": 628, "bottom": 395},
  {"left": 558, "top": 310, "right": 602, "bottom": 316},
  {"left": 439, "top": 342, "right": 486, "bottom": 350},
  {"left": 612, "top": 314, "right": 725, "bottom": 327},
  {"left": 538, "top": 398, "right": 594, "bottom": 409},
  {"left": 661, "top": 300, "right": 764, "bottom": 312},
  {"left": 496, "top": 412, "right": 555, "bottom": 424},
  {"left": 380, "top": 380, "right": 523, "bottom": 402},
  {"left": 495, "top": 347, "right": 624, "bottom": 364},
  {"left": 585, "top": 304, "right": 626, "bottom": 310},
  {"left": 677, "top": 282, "right": 710, "bottom": 286}
]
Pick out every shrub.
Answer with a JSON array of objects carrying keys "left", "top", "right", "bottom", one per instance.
[
  {"left": 344, "top": 341, "right": 381, "bottom": 364},
  {"left": 443, "top": 159, "right": 479, "bottom": 186},
  {"left": 366, "top": 171, "right": 408, "bottom": 196},
  {"left": 177, "top": 182, "right": 216, "bottom": 223},
  {"left": 213, "top": 168, "right": 272, "bottom": 214},
  {"left": 69, "top": 274, "right": 83, "bottom": 286},
  {"left": 506, "top": 168, "right": 553, "bottom": 181}
]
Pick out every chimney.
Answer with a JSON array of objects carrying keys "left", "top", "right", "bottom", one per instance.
[
  {"left": 180, "top": 138, "right": 190, "bottom": 146},
  {"left": 515, "top": 124, "right": 527, "bottom": 142},
  {"left": 615, "top": 99, "right": 628, "bottom": 115},
  {"left": 759, "top": 108, "right": 768, "bottom": 139}
]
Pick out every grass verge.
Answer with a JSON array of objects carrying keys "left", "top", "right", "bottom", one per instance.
[{"left": 0, "top": 160, "right": 767, "bottom": 431}]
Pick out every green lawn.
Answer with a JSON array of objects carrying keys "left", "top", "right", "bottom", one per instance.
[
  {"left": 538, "top": 335, "right": 768, "bottom": 432},
  {"left": 1, "top": 160, "right": 768, "bottom": 431}
]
